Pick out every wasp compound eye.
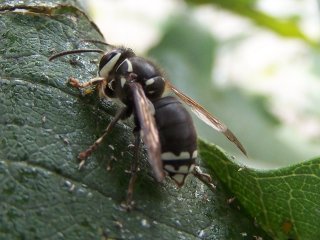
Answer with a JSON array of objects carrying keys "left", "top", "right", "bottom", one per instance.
[{"left": 99, "top": 51, "right": 122, "bottom": 77}]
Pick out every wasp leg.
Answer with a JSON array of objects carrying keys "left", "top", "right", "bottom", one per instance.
[
  {"left": 121, "top": 131, "right": 141, "bottom": 210},
  {"left": 192, "top": 166, "right": 216, "bottom": 192},
  {"left": 77, "top": 107, "right": 128, "bottom": 169},
  {"left": 68, "top": 76, "right": 105, "bottom": 88},
  {"left": 69, "top": 77, "right": 105, "bottom": 96}
]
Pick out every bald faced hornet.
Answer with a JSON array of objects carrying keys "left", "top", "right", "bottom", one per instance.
[{"left": 49, "top": 40, "right": 247, "bottom": 208}]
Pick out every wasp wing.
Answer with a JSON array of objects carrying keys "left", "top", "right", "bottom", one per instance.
[
  {"left": 167, "top": 82, "right": 247, "bottom": 156},
  {"left": 128, "top": 82, "right": 165, "bottom": 182}
]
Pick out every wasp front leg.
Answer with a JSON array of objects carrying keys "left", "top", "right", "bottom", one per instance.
[
  {"left": 68, "top": 77, "right": 105, "bottom": 95},
  {"left": 77, "top": 107, "right": 128, "bottom": 169}
]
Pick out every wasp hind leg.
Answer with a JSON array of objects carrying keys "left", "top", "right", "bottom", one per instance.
[
  {"left": 77, "top": 107, "right": 128, "bottom": 169},
  {"left": 121, "top": 130, "right": 141, "bottom": 211},
  {"left": 192, "top": 166, "right": 216, "bottom": 192}
]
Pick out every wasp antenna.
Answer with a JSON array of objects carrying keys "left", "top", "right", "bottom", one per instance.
[
  {"left": 81, "top": 39, "right": 116, "bottom": 48},
  {"left": 49, "top": 49, "right": 105, "bottom": 61}
]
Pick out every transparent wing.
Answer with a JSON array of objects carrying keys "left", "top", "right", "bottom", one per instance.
[
  {"left": 128, "top": 82, "right": 165, "bottom": 182},
  {"left": 167, "top": 81, "right": 247, "bottom": 156}
]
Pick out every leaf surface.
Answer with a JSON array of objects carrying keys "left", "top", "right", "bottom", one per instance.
[
  {"left": 186, "top": 0, "right": 317, "bottom": 47},
  {"left": 200, "top": 140, "right": 320, "bottom": 239}
]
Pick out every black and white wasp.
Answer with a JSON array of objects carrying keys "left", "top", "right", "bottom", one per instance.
[{"left": 49, "top": 40, "right": 247, "bottom": 207}]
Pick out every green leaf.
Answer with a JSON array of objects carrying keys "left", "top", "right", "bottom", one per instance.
[
  {"left": 0, "top": 2, "right": 269, "bottom": 239},
  {"left": 200, "top": 140, "right": 320, "bottom": 239},
  {"left": 186, "top": 0, "right": 317, "bottom": 47}
]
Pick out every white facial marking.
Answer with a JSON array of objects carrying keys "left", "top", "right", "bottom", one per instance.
[
  {"left": 99, "top": 52, "right": 121, "bottom": 77},
  {"left": 161, "top": 151, "right": 190, "bottom": 160},
  {"left": 145, "top": 78, "right": 155, "bottom": 86},
  {"left": 120, "top": 77, "right": 126, "bottom": 88}
]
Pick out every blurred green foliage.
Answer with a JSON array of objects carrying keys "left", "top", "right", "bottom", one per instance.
[
  {"left": 148, "top": 2, "right": 320, "bottom": 168},
  {"left": 186, "top": 0, "right": 317, "bottom": 46}
]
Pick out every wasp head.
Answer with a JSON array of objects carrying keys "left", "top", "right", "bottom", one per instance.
[{"left": 98, "top": 47, "right": 135, "bottom": 78}]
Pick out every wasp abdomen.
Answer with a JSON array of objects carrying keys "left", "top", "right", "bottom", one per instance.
[{"left": 153, "top": 96, "right": 197, "bottom": 186}]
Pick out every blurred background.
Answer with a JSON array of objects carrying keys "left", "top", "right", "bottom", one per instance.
[{"left": 86, "top": 0, "right": 320, "bottom": 169}]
